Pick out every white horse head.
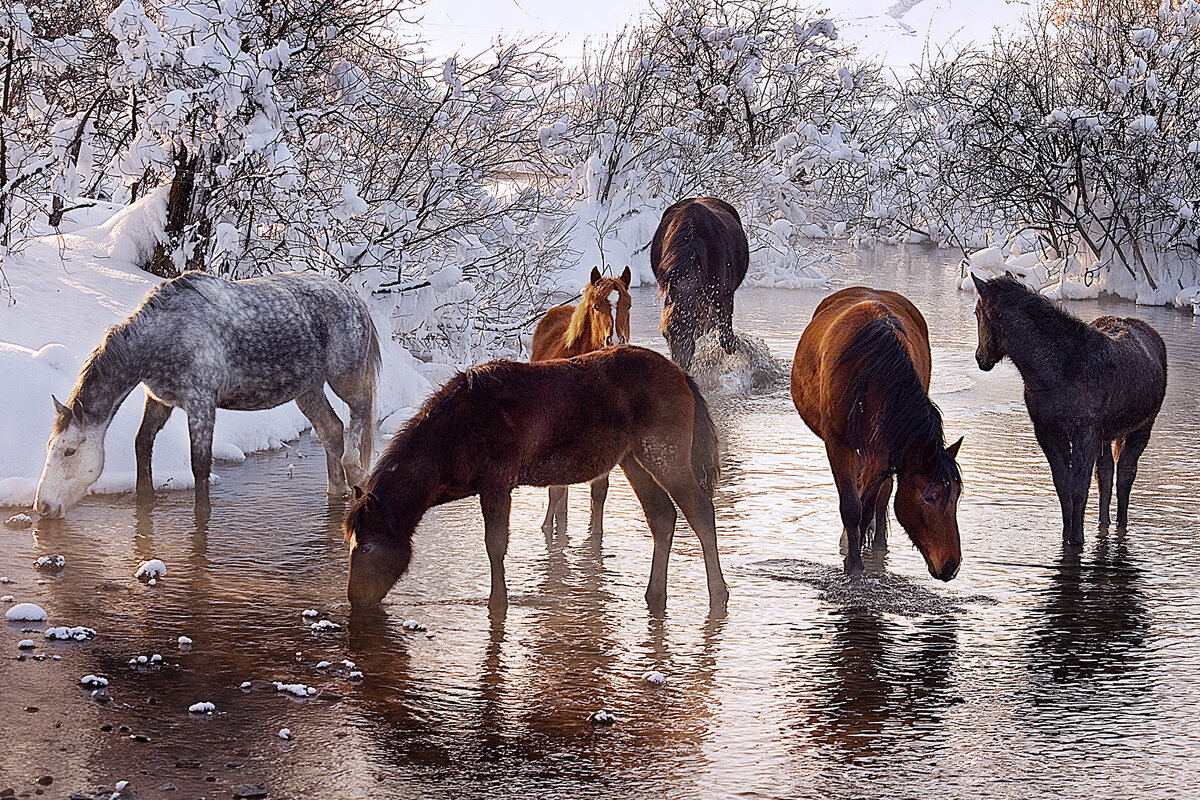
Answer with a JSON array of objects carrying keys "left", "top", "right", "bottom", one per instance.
[{"left": 34, "top": 395, "right": 107, "bottom": 518}]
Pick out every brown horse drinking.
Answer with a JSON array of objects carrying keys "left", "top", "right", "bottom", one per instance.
[
  {"left": 344, "top": 345, "right": 729, "bottom": 614},
  {"left": 530, "top": 266, "right": 632, "bottom": 538},
  {"left": 651, "top": 197, "right": 749, "bottom": 372},
  {"left": 791, "top": 287, "right": 963, "bottom": 579},
  {"left": 972, "top": 274, "right": 1167, "bottom": 544}
]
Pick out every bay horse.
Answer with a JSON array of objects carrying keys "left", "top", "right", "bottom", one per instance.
[
  {"left": 971, "top": 274, "right": 1167, "bottom": 543},
  {"left": 650, "top": 197, "right": 749, "bottom": 372},
  {"left": 343, "top": 345, "right": 729, "bottom": 614},
  {"left": 791, "top": 287, "right": 963, "bottom": 580},
  {"left": 35, "top": 271, "right": 379, "bottom": 518},
  {"left": 529, "top": 266, "right": 632, "bottom": 539}
]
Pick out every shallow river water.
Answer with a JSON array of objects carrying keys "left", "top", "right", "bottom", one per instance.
[{"left": 4, "top": 247, "right": 1200, "bottom": 799}]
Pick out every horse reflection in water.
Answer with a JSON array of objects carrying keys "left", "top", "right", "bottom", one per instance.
[
  {"left": 788, "top": 605, "right": 960, "bottom": 786},
  {"left": 344, "top": 345, "right": 729, "bottom": 614},
  {"left": 530, "top": 266, "right": 633, "bottom": 540}
]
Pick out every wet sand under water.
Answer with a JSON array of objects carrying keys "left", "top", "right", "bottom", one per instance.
[{"left": 4, "top": 247, "right": 1200, "bottom": 799}]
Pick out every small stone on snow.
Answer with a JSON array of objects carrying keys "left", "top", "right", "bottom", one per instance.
[
  {"left": 18, "top": 639, "right": 35, "bottom": 649},
  {"left": 402, "top": 619, "right": 427, "bottom": 631},
  {"left": 178, "top": 635, "right": 192, "bottom": 645},
  {"left": 588, "top": 709, "right": 616, "bottom": 725},
  {"left": 278, "top": 728, "right": 291, "bottom": 739},
  {"left": 80, "top": 674, "right": 109, "bottom": 688},
  {"left": 188, "top": 701, "right": 215, "bottom": 713},
  {"left": 301, "top": 609, "right": 319, "bottom": 617},
  {"left": 1, "top": 595, "right": 12, "bottom": 602},
  {"left": 642, "top": 671, "right": 667, "bottom": 686},
  {"left": 310, "top": 619, "right": 340, "bottom": 632}
]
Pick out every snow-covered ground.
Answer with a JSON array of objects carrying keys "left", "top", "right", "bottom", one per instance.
[{"left": 0, "top": 193, "right": 434, "bottom": 508}]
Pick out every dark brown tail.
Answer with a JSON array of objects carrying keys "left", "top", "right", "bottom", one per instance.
[{"left": 687, "top": 376, "right": 720, "bottom": 495}]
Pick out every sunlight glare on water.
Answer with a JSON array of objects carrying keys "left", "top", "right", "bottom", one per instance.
[{"left": 2, "top": 247, "right": 1200, "bottom": 798}]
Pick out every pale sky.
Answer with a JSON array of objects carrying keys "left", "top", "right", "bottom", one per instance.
[{"left": 413, "top": 0, "right": 1032, "bottom": 69}]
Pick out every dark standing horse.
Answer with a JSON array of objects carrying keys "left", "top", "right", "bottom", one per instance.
[
  {"left": 972, "top": 274, "right": 1167, "bottom": 543},
  {"left": 35, "top": 271, "right": 379, "bottom": 518},
  {"left": 791, "top": 287, "right": 963, "bottom": 579},
  {"left": 343, "top": 345, "right": 729, "bottom": 614},
  {"left": 651, "top": 197, "right": 749, "bottom": 372},
  {"left": 530, "top": 266, "right": 632, "bottom": 539}
]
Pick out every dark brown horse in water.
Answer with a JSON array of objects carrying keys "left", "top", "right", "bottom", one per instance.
[
  {"left": 651, "top": 197, "right": 749, "bottom": 372},
  {"left": 791, "top": 287, "right": 963, "bottom": 580},
  {"left": 972, "top": 274, "right": 1167, "bottom": 544},
  {"left": 344, "top": 345, "right": 729, "bottom": 614},
  {"left": 529, "top": 267, "right": 632, "bottom": 539}
]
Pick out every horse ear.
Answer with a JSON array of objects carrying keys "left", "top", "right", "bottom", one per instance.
[
  {"left": 946, "top": 436, "right": 963, "bottom": 459},
  {"left": 970, "top": 273, "right": 987, "bottom": 294},
  {"left": 619, "top": 266, "right": 631, "bottom": 288},
  {"left": 352, "top": 485, "right": 364, "bottom": 501},
  {"left": 1004, "top": 270, "right": 1016, "bottom": 280},
  {"left": 590, "top": 266, "right": 602, "bottom": 285},
  {"left": 52, "top": 395, "right": 69, "bottom": 417}
]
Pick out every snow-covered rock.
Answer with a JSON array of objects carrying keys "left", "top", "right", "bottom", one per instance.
[
  {"left": 6, "top": 602, "right": 47, "bottom": 621},
  {"left": 44, "top": 626, "right": 96, "bottom": 641},
  {"left": 135, "top": 559, "right": 167, "bottom": 580},
  {"left": 188, "top": 701, "right": 215, "bottom": 713}
]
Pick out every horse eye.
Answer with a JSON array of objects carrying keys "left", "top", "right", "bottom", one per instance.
[{"left": 63, "top": 447, "right": 77, "bottom": 457}]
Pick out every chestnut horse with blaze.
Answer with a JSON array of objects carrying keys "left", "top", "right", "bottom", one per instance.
[
  {"left": 530, "top": 266, "right": 632, "bottom": 538},
  {"left": 791, "top": 287, "right": 964, "bottom": 580},
  {"left": 344, "top": 345, "right": 729, "bottom": 613}
]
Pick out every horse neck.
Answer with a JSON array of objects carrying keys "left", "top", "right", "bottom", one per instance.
[
  {"left": 1000, "top": 303, "right": 1096, "bottom": 390},
  {"left": 370, "top": 430, "right": 448, "bottom": 533},
  {"left": 69, "top": 325, "right": 146, "bottom": 426}
]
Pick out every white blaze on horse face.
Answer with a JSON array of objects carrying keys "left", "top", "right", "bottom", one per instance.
[
  {"left": 607, "top": 289, "right": 628, "bottom": 344},
  {"left": 35, "top": 420, "right": 106, "bottom": 517}
]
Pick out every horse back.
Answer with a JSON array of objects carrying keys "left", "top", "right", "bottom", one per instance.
[
  {"left": 1088, "top": 315, "right": 1168, "bottom": 431},
  {"left": 650, "top": 197, "right": 750, "bottom": 290},
  {"left": 530, "top": 305, "right": 575, "bottom": 361},
  {"left": 792, "top": 287, "right": 932, "bottom": 442},
  {"left": 451, "top": 347, "right": 696, "bottom": 488}
]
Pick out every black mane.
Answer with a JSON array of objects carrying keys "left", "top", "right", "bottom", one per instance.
[
  {"left": 836, "top": 317, "right": 960, "bottom": 489},
  {"left": 982, "top": 275, "right": 1094, "bottom": 342}
]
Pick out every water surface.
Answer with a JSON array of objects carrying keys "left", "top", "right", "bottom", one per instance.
[{"left": 3, "top": 247, "right": 1199, "bottom": 798}]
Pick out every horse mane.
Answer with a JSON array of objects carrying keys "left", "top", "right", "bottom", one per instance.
[
  {"left": 983, "top": 276, "right": 1093, "bottom": 341},
  {"left": 563, "top": 299, "right": 593, "bottom": 351},
  {"left": 836, "top": 317, "right": 960, "bottom": 489}
]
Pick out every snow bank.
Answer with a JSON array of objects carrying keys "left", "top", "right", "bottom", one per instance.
[{"left": 0, "top": 194, "right": 434, "bottom": 508}]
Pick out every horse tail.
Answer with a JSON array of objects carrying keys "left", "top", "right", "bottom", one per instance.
[
  {"left": 361, "top": 309, "right": 382, "bottom": 470},
  {"left": 687, "top": 376, "right": 720, "bottom": 495}
]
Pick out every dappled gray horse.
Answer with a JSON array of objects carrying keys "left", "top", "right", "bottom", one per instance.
[{"left": 34, "top": 271, "right": 380, "bottom": 518}]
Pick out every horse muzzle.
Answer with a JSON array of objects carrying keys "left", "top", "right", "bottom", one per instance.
[
  {"left": 35, "top": 499, "right": 63, "bottom": 519},
  {"left": 975, "top": 352, "right": 996, "bottom": 371},
  {"left": 932, "top": 558, "right": 959, "bottom": 582}
]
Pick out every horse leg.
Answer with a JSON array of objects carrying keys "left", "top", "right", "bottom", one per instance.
[
  {"left": 1115, "top": 425, "right": 1153, "bottom": 528},
  {"left": 871, "top": 475, "right": 893, "bottom": 549},
  {"left": 328, "top": 374, "right": 374, "bottom": 487},
  {"left": 480, "top": 489, "right": 512, "bottom": 614},
  {"left": 135, "top": 396, "right": 173, "bottom": 504},
  {"left": 587, "top": 472, "right": 610, "bottom": 541},
  {"left": 1096, "top": 440, "right": 1115, "bottom": 528},
  {"left": 620, "top": 457, "right": 677, "bottom": 611},
  {"left": 1066, "top": 434, "right": 1099, "bottom": 547},
  {"left": 1033, "top": 419, "right": 1073, "bottom": 543},
  {"left": 541, "top": 485, "right": 567, "bottom": 540},
  {"left": 186, "top": 402, "right": 216, "bottom": 518},
  {"left": 295, "top": 386, "right": 348, "bottom": 497},
  {"left": 635, "top": 452, "right": 729, "bottom": 612}
]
